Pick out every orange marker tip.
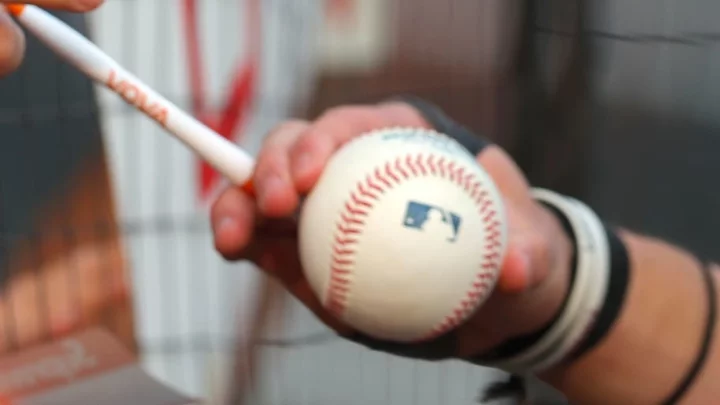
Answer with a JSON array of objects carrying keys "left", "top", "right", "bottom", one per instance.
[
  {"left": 5, "top": 4, "right": 25, "bottom": 16},
  {"left": 240, "top": 179, "right": 255, "bottom": 197}
]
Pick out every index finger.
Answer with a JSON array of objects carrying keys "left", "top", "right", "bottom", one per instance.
[
  {"left": 2, "top": 0, "right": 103, "bottom": 13},
  {"left": 289, "top": 102, "right": 431, "bottom": 192}
]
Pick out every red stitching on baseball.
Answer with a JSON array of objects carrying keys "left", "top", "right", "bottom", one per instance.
[
  {"left": 333, "top": 256, "right": 354, "bottom": 266},
  {"left": 470, "top": 182, "right": 481, "bottom": 199},
  {"left": 405, "top": 155, "right": 417, "bottom": 176},
  {"left": 337, "top": 222, "right": 360, "bottom": 235},
  {"left": 326, "top": 150, "right": 503, "bottom": 341},
  {"left": 374, "top": 167, "right": 393, "bottom": 189},
  {"left": 367, "top": 174, "right": 386, "bottom": 195},
  {"left": 415, "top": 154, "right": 427, "bottom": 175},
  {"left": 427, "top": 155, "right": 437, "bottom": 175},
  {"left": 436, "top": 156, "right": 446, "bottom": 177},
  {"left": 448, "top": 162, "right": 459, "bottom": 182},
  {"left": 333, "top": 245, "right": 355, "bottom": 255},
  {"left": 461, "top": 172, "right": 473, "bottom": 192},
  {"left": 479, "top": 199, "right": 493, "bottom": 213},
  {"left": 394, "top": 157, "right": 409, "bottom": 179},
  {"left": 344, "top": 201, "right": 368, "bottom": 216},
  {"left": 384, "top": 161, "right": 401, "bottom": 183},
  {"left": 351, "top": 191, "right": 373, "bottom": 208},
  {"left": 340, "top": 212, "right": 364, "bottom": 226},
  {"left": 357, "top": 182, "right": 378, "bottom": 201},
  {"left": 335, "top": 234, "right": 357, "bottom": 245}
]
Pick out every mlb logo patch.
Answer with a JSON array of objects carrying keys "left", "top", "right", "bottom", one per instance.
[{"left": 402, "top": 201, "right": 462, "bottom": 242}]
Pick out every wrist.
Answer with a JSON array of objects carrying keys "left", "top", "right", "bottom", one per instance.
[{"left": 470, "top": 189, "right": 620, "bottom": 372}]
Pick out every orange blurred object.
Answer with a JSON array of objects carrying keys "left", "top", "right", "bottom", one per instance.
[
  {"left": 241, "top": 179, "right": 255, "bottom": 197},
  {"left": 5, "top": 4, "right": 25, "bottom": 16}
]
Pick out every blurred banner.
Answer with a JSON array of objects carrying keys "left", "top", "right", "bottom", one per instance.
[{"left": 88, "top": 0, "right": 323, "bottom": 398}]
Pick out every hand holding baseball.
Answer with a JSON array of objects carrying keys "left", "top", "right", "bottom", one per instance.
[{"left": 210, "top": 102, "right": 573, "bottom": 358}]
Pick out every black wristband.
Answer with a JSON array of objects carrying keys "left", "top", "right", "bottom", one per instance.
[
  {"left": 469, "top": 201, "right": 631, "bottom": 369},
  {"left": 390, "top": 95, "right": 492, "bottom": 156},
  {"left": 661, "top": 263, "right": 717, "bottom": 405},
  {"left": 565, "top": 224, "right": 630, "bottom": 361}
]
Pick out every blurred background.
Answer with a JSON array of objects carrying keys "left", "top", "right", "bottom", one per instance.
[{"left": 0, "top": 0, "right": 719, "bottom": 404}]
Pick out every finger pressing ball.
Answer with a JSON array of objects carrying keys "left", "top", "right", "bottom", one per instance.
[{"left": 298, "top": 127, "right": 508, "bottom": 342}]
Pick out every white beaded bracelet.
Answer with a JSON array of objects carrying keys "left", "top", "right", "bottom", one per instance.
[{"left": 484, "top": 189, "right": 610, "bottom": 373}]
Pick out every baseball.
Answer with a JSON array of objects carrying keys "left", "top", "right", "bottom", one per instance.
[{"left": 298, "top": 127, "right": 508, "bottom": 342}]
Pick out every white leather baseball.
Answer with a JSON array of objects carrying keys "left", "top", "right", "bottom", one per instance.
[{"left": 298, "top": 127, "right": 508, "bottom": 342}]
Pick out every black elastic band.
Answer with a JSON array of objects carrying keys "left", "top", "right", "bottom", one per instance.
[
  {"left": 661, "top": 263, "right": 716, "bottom": 405},
  {"left": 566, "top": 224, "right": 630, "bottom": 361},
  {"left": 390, "top": 95, "right": 491, "bottom": 156}
]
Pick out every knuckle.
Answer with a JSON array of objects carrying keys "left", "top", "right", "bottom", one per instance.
[
  {"left": 262, "top": 119, "right": 309, "bottom": 147},
  {"left": 209, "top": 195, "right": 224, "bottom": 218},
  {"left": 317, "top": 105, "right": 370, "bottom": 123},
  {"left": 291, "top": 129, "right": 320, "bottom": 150},
  {"left": 210, "top": 187, "right": 239, "bottom": 217},
  {"left": 256, "top": 151, "right": 286, "bottom": 178},
  {"left": 314, "top": 105, "right": 385, "bottom": 140},
  {"left": 276, "top": 119, "right": 309, "bottom": 133},
  {"left": 69, "top": 0, "right": 105, "bottom": 12}
]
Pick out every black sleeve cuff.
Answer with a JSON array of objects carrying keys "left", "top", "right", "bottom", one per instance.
[
  {"left": 566, "top": 224, "right": 630, "bottom": 361},
  {"left": 390, "top": 95, "right": 492, "bottom": 156}
]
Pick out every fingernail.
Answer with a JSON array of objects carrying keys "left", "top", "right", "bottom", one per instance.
[
  {"left": 214, "top": 217, "right": 236, "bottom": 235},
  {"left": 75, "top": 0, "right": 105, "bottom": 12}
]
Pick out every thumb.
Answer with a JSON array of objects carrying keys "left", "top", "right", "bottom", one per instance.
[
  {"left": 493, "top": 201, "right": 552, "bottom": 294},
  {"left": 496, "top": 243, "right": 534, "bottom": 294}
]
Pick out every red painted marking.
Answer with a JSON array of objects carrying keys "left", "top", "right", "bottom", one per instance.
[
  {"left": 326, "top": 0, "right": 356, "bottom": 24},
  {"left": 107, "top": 71, "right": 169, "bottom": 128},
  {"left": 182, "top": 0, "right": 260, "bottom": 201}
]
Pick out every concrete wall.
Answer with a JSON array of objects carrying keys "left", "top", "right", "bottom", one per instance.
[{"left": 588, "top": 0, "right": 720, "bottom": 122}]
